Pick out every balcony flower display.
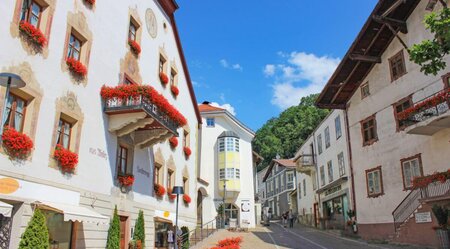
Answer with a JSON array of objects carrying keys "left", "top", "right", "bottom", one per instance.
[
  {"left": 159, "top": 72, "right": 169, "bottom": 85},
  {"left": 210, "top": 237, "right": 242, "bottom": 249},
  {"left": 183, "top": 194, "right": 191, "bottom": 204},
  {"left": 171, "top": 85, "right": 179, "bottom": 97},
  {"left": 54, "top": 145, "right": 79, "bottom": 173},
  {"left": 412, "top": 170, "right": 450, "bottom": 189},
  {"left": 128, "top": 40, "right": 141, "bottom": 55},
  {"left": 169, "top": 136, "right": 178, "bottom": 148},
  {"left": 154, "top": 183, "right": 166, "bottom": 197},
  {"left": 84, "top": 0, "right": 95, "bottom": 5},
  {"left": 398, "top": 88, "right": 450, "bottom": 121},
  {"left": 167, "top": 188, "right": 177, "bottom": 200},
  {"left": 19, "top": 21, "right": 47, "bottom": 47},
  {"left": 66, "top": 58, "right": 87, "bottom": 77},
  {"left": 100, "top": 84, "right": 187, "bottom": 127},
  {"left": 118, "top": 174, "right": 135, "bottom": 187},
  {"left": 1, "top": 127, "right": 34, "bottom": 159},
  {"left": 183, "top": 146, "right": 192, "bottom": 158}
]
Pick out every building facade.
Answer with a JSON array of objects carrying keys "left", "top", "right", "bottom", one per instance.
[
  {"left": 0, "top": 0, "right": 201, "bottom": 248},
  {"left": 317, "top": 0, "right": 450, "bottom": 247},
  {"left": 197, "top": 102, "right": 256, "bottom": 229}
]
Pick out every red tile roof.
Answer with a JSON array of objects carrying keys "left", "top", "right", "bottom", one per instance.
[
  {"left": 198, "top": 104, "right": 225, "bottom": 112},
  {"left": 273, "top": 159, "right": 296, "bottom": 168}
]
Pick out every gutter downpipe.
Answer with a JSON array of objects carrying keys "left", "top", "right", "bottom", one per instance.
[{"left": 344, "top": 107, "right": 357, "bottom": 217}]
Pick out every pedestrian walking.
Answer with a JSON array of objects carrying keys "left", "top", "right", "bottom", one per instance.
[
  {"left": 282, "top": 212, "right": 288, "bottom": 228},
  {"left": 288, "top": 209, "right": 294, "bottom": 228}
]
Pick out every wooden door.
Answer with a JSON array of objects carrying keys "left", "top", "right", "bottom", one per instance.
[
  {"left": 119, "top": 216, "right": 128, "bottom": 249},
  {"left": 313, "top": 203, "right": 319, "bottom": 227}
]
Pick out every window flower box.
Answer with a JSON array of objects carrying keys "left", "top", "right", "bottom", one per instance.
[
  {"left": 167, "top": 187, "right": 177, "bottom": 201},
  {"left": 84, "top": 0, "right": 95, "bottom": 5},
  {"left": 118, "top": 174, "right": 135, "bottom": 187},
  {"left": 66, "top": 58, "right": 87, "bottom": 78},
  {"left": 169, "top": 137, "right": 178, "bottom": 148},
  {"left": 1, "top": 127, "right": 34, "bottom": 160},
  {"left": 398, "top": 88, "right": 450, "bottom": 121},
  {"left": 413, "top": 170, "right": 450, "bottom": 189},
  {"left": 159, "top": 72, "right": 169, "bottom": 85},
  {"left": 54, "top": 145, "right": 79, "bottom": 173},
  {"left": 154, "top": 183, "right": 166, "bottom": 197},
  {"left": 183, "top": 146, "right": 192, "bottom": 158},
  {"left": 128, "top": 40, "right": 141, "bottom": 55},
  {"left": 183, "top": 194, "right": 191, "bottom": 204},
  {"left": 171, "top": 85, "right": 179, "bottom": 97},
  {"left": 19, "top": 21, "right": 47, "bottom": 47}
]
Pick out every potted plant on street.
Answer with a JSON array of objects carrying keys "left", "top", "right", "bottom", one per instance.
[{"left": 432, "top": 204, "right": 449, "bottom": 249}]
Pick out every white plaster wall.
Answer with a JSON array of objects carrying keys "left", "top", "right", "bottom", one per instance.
[
  {"left": 346, "top": 0, "right": 450, "bottom": 225},
  {"left": 295, "top": 135, "right": 317, "bottom": 217}
]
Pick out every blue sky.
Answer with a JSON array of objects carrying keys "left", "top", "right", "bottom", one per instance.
[{"left": 176, "top": 0, "right": 378, "bottom": 131}]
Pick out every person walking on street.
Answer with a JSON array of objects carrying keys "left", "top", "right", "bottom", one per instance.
[
  {"left": 288, "top": 209, "right": 294, "bottom": 228},
  {"left": 282, "top": 212, "right": 288, "bottom": 228}
]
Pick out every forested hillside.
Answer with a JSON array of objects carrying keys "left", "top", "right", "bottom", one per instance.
[{"left": 253, "top": 94, "right": 329, "bottom": 171}]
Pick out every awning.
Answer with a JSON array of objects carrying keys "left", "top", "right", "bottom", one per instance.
[
  {"left": 0, "top": 201, "right": 13, "bottom": 218},
  {"left": 34, "top": 201, "right": 109, "bottom": 224}
]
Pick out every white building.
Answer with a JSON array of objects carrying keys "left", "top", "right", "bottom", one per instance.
[
  {"left": 0, "top": 0, "right": 201, "bottom": 248},
  {"left": 197, "top": 102, "right": 256, "bottom": 228},
  {"left": 316, "top": 0, "right": 450, "bottom": 247}
]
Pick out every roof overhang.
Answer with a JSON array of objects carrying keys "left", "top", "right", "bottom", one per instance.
[
  {"left": 316, "top": 0, "right": 420, "bottom": 109},
  {"left": 200, "top": 110, "right": 255, "bottom": 137}
]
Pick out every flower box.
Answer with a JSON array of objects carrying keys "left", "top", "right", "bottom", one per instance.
[
  {"left": 413, "top": 170, "right": 450, "bottom": 189},
  {"left": 183, "top": 146, "right": 192, "bottom": 158},
  {"left": 159, "top": 72, "right": 169, "bottom": 85},
  {"left": 54, "top": 145, "right": 79, "bottom": 173},
  {"left": 154, "top": 183, "right": 166, "bottom": 197},
  {"left": 66, "top": 58, "right": 87, "bottom": 77},
  {"left": 398, "top": 88, "right": 450, "bottom": 121},
  {"left": 167, "top": 187, "right": 177, "bottom": 201},
  {"left": 169, "top": 137, "right": 178, "bottom": 148},
  {"left": 128, "top": 40, "right": 141, "bottom": 55},
  {"left": 183, "top": 194, "right": 191, "bottom": 204},
  {"left": 171, "top": 85, "right": 179, "bottom": 97},
  {"left": 84, "top": 0, "right": 95, "bottom": 5},
  {"left": 118, "top": 174, "right": 135, "bottom": 187},
  {"left": 1, "top": 127, "right": 34, "bottom": 159},
  {"left": 19, "top": 21, "right": 47, "bottom": 47}
]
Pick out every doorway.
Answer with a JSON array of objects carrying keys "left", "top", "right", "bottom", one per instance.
[
  {"left": 197, "top": 190, "right": 203, "bottom": 226},
  {"left": 223, "top": 203, "right": 239, "bottom": 226},
  {"left": 119, "top": 216, "right": 128, "bottom": 249}
]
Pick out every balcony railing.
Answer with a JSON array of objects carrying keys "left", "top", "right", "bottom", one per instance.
[
  {"left": 104, "top": 96, "right": 179, "bottom": 135},
  {"left": 297, "top": 154, "right": 316, "bottom": 166}
]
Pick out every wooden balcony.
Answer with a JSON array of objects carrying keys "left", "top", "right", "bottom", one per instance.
[
  {"left": 400, "top": 88, "right": 450, "bottom": 136},
  {"left": 296, "top": 154, "right": 316, "bottom": 175}
]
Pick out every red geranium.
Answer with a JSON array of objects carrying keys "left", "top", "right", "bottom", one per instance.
[
  {"left": 412, "top": 170, "right": 450, "bottom": 189},
  {"left": 160, "top": 72, "right": 169, "bottom": 85},
  {"left": 398, "top": 88, "right": 450, "bottom": 121},
  {"left": 210, "top": 237, "right": 242, "bottom": 249},
  {"left": 118, "top": 174, "right": 135, "bottom": 187},
  {"left": 128, "top": 40, "right": 141, "bottom": 55},
  {"left": 84, "top": 0, "right": 95, "bottom": 5},
  {"left": 54, "top": 145, "right": 79, "bottom": 173},
  {"left": 171, "top": 85, "right": 179, "bottom": 96},
  {"left": 19, "top": 21, "right": 47, "bottom": 46},
  {"left": 167, "top": 187, "right": 177, "bottom": 200},
  {"left": 1, "top": 127, "right": 33, "bottom": 159},
  {"left": 154, "top": 183, "right": 166, "bottom": 197},
  {"left": 184, "top": 146, "right": 192, "bottom": 158},
  {"left": 169, "top": 136, "right": 178, "bottom": 148},
  {"left": 183, "top": 194, "right": 191, "bottom": 204},
  {"left": 66, "top": 58, "right": 87, "bottom": 77}
]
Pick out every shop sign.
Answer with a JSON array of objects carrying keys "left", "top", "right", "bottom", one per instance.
[
  {"left": 0, "top": 178, "right": 20, "bottom": 194},
  {"left": 415, "top": 212, "right": 432, "bottom": 223},
  {"left": 324, "top": 186, "right": 341, "bottom": 196}
]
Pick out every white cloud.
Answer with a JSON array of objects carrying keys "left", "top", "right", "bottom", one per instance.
[
  {"left": 210, "top": 102, "right": 236, "bottom": 116},
  {"left": 220, "top": 59, "right": 229, "bottom": 68},
  {"left": 265, "top": 52, "right": 340, "bottom": 110},
  {"left": 220, "top": 59, "right": 243, "bottom": 72},
  {"left": 232, "top": 64, "right": 243, "bottom": 71}
]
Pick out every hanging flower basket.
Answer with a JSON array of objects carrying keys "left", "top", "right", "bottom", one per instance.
[
  {"left": 183, "top": 146, "right": 192, "bottom": 158},
  {"left": 167, "top": 187, "right": 177, "bottom": 201},
  {"left": 128, "top": 40, "right": 141, "bottom": 55},
  {"left": 66, "top": 58, "right": 87, "bottom": 77},
  {"left": 183, "top": 194, "right": 191, "bottom": 204},
  {"left": 19, "top": 21, "right": 47, "bottom": 47},
  {"left": 84, "top": 0, "right": 95, "bottom": 5},
  {"left": 171, "top": 85, "right": 179, "bottom": 97},
  {"left": 1, "top": 127, "right": 34, "bottom": 159},
  {"left": 54, "top": 145, "right": 79, "bottom": 173},
  {"left": 413, "top": 170, "right": 450, "bottom": 189},
  {"left": 169, "top": 137, "right": 178, "bottom": 148},
  {"left": 118, "top": 174, "right": 135, "bottom": 187},
  {"left": 159, "top": 72, "right": 169, "bottom": 85},
  {"left": 154, "top": 183, "right": 166, "bottom": 197}
]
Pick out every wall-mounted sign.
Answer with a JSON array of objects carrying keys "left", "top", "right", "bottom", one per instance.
[
  {"left": 89, "top": 147, "right": 107, "bottom": 160},
  {"left": 241, "top": 200, "right": 251, "bottom": 212},
  {"left": 415, "top": 212, "right": 432, "bottom": 223},
  {"left": 0, "top": 178, "right": 20, "bottom": 194},
  {"left": 145, "top": 8, "right": 158, "bottom": 38}
]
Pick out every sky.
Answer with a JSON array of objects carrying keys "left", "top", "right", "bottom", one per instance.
[{"left": 175, "top": 0, "right": 378, "bottom": 131}]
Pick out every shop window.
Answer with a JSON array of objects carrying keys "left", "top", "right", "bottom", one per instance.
[
  {"left": 2, "top": 93, "right": 27, "bottom": 132},
  {"left": 335, "top": 115, "right": 342, "bottom": 140},
  {"left": 389, "top": 50, "right": 407, "bottom": 81},
  {"left": 361, "top": 82, "right": 370, "bottom": 99},
  {"left": 394, "top": 97, "right": 413, "bottom": 130},
  {"left": 338, "top": 152, "right": 345, "bottom": 177},
  {"left": 56, "top": 118, "right": 72, "bottom": 150},
  {"left": 117, "top": 145, "right": 129, "bottom": 175},
  {"left": 155, "top": 220, "right": 172, "bottom": 248},
  {"left": 361, "top": 115, "right": 378, "bottom": 146},
  {"left": 320, "top": 166, "right": 325, "bottom": 186},
  {"left": 20, "top": 1, "right": 42, "bottom": 28},
  {"left": 206, "top": 118, "right": 215, "bottom": 127},
  {"left": 366, "top": 166, "right": 383, "bottom": 197},
  {"left": 327, "top": 161, "right": 333, "bottom": 183},
  {"left": 67, "top": 33, "right": 82, "bottom": 61},
  {"left": 401, "top": 155, "right": 423, "bottom": 190},
  {"left": 42, "top": 209, "right": 75, "bottom": 249},
  {"left": 317, "top": 134, "right": 323, "bottom": 154},
  {"left": 324, "top": 127, "right": 330, "bottom": 149},
  {"left": 167, "top": 169, "right": 174, "bottom": 190}
]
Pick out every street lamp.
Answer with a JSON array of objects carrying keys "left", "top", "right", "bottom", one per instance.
[
  {"left": 222, "top": 179, "right": 228, "bottom": 228},
  {"left": 172, "top": 186, "right": 184, "bottom": 249},
  {"left": 0, "top": 73, "right": 26, "bottom": 139}
]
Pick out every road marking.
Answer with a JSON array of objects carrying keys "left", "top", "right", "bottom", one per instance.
[
  {"left": 264, "top": 227, "right": 281, "bottom": 249},
  {"left": 275, "top": 224, "right": 328, "bottom": 249}
]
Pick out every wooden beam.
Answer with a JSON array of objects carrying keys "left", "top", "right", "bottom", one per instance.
[
  {"left": 349, "top": 53, "right": 382, "bottom": 63},
  {"left": 385, "top": 23, "right": 408, "bottom": 49},
  {"left": 381, "top": 0, "right": 406, "bottom": 17},
  {"left": 373, "top": 15, "right": 408, "bottom": 34}
]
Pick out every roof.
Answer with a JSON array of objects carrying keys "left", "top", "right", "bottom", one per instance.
[
  {"left": 316, "top": 0, "right": 420, "bottom": 109},
  {"left": 218, "top": 131, "right": 240, "bottom": 139},
  {"left": 198, "top": 103, "right": 225, "bottom": 112},
  {"left": 263, "top": 158, "right": 296, "bottom": 182}
]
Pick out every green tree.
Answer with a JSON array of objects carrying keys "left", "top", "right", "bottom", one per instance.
[
  {"left": 133, "top": 210, "right": 145, "bottom": 248},
  {"left": 253, "top": 94, "right": 329, "bottom": 170},
  {"left": 18, "top": 208, "right": 49, "bottom": 249},
  {"left": 409, "top": 3, "right": 449, "bottom": 75},
  {"left": 106, "top": 206, "right": 120, "bottom": 249}
]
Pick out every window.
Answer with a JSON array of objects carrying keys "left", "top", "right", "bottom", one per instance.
[
  {"left": 206, "top": 118, "right": 215, "bottom": 127},
  {"left": 167, "top": 169, "right": 174, "bottom": 189},
  {"left": 275, "top": 177, "right": 279, "bottom": 193},
  {"left": 42, "top": 209, "right": 74, "bottom": 249},
  {"left": 281, "top": 174, "right": 285, "bottom": 190},
  {"left": 128, "top": 21, "right": 137, "bottom": 41},
  {"left": 21, "top": 1, "right": 42, "bottom": 28},
  {"left": 56, "top": 118, "right": 72, "bottom": 150},
  {"left": 154, "top": 164, "right": 161, "bottom": 185},
  {"left": 361, "top": 82, "right": 370, "bottom": 99},
  {"left": 317, "top": 134, "right": 323, "bottom": 154},
  {"left": 324, "top": 127, "right": 330, "bottom": 148},
  {"left": 2, "top": 94, "right": 26, "bottom": 132},
  {"left": 219, "top": 137, "right": 239, "bottom": 152},
  {"left": 443, "top": 73, "right": 450, "bottom": 88},
  {"left": 219, "top": 169, "right": 225, "bottom": 180},
  {"left": 361, "top": 115, "right": 377, "bottom": 146},
  {"left": 394, "top": 97, "right": 413, "bottom": 130},
  {"left": 327, "top": 161, "right": 333, "bottom": 183},
  {"left": 159, "top": 56, "right": 166, "bottom": 73},
  {"left": 298, "top": 183, "right": 302, "bottom": 198},
  {"left": 320, "top": 166, "right": 325, "bottom": 186},
  {"left": 366, "top": 166, "right": 383, "bottom": 197},
  {"left": 117, "top": 145, "right": 128, "bottom": 175},
  {"left": 303, "top": 179, "right": 306, "bottom": 196},
  {"left": 338, "top": 152, "right": 345, "bottom": 177},
  {"left": 312, "top": 171, "right": 317, "bottom": 190},
  {"left": 401, "top": 155, "right": 423, "bottom": 189},
  {"left": 67, "top": 34, "right": 82, "bottom": 61},
  {"left": 287, "top": 172, "right": 294, "bottom": 183},
  {"left": 335, "top": 115, "right": 342, "bottom": 140},
  {"left": 236, "top": 168, "right": 240, "bottom": 179},
  {"left": 219, "top": 168, "right": 239, "bottom": 180},
  {"left": 183, "top": 130, "right": 189, "bottom": 148},
  {"left": 389, "top": 50, "right": 407, "bottom": 81},
  {"left": 170, "top": 69, "right": 177, "bottom": 86},
  {"left": 183, "top": 177, "right": 188, "bottom": 194}
]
